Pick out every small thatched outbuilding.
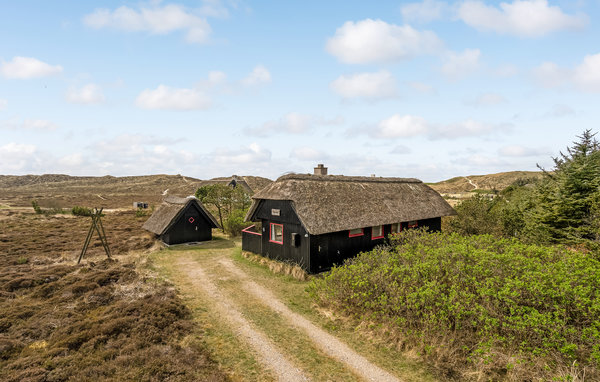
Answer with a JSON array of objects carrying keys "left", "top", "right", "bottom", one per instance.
[
  {"left": 143, "top": 195, "right": 220, "bottom": 245},
  {"left": 242, "top": 168, "right": 456, "bottom": 273}
]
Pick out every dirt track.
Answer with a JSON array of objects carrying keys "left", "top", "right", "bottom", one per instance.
[{"left": 153, "top": 242, "right": 406, "bottom": 382}]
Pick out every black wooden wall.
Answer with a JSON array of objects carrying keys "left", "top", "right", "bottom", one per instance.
[{"left": 161, "top": 203, "right": 213, "bottom": 245}]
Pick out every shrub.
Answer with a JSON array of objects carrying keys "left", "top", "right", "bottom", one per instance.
[
  {"left": 31, "top": 200, "right": 42, "bottom": 214},
  {"left": 224, "top": 209, "right": 247, "bottom": 237},
  {"left": 310, "top": 230, "right": 600, "bottom": 380},
  {"left": 71, "top": 206, "right": 92, "bottom": 216}
]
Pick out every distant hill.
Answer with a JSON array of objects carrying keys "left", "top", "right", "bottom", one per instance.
[
  {"left": 428, "top": 171, "right": 545, "bottom": 206},
  {"left": 0, "top": 174, "right": 272, "bottom": 209},
  {"left": 429, "top": 171, "right": 545, "bottom": 194}
]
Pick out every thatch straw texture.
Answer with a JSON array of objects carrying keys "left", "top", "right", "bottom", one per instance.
[
  {"left": 143, "top": 195, "right": 220, "bottom": 235},
  {"left": 246, "top": 174, "right": 456, "bottom": 235}
]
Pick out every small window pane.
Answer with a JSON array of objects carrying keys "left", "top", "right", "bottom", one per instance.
[
  {"left": 349, "top": 228, "right": 363, "bottom": 237},
  {"left": 408, "top": 220, "right": 418, "bottom": 228},
  {"left": 391, "top": 223, "right": 401, "bottom": 233},
  {"left": 372, "top": 225, "right": 383, "bottom": 238},
  {"left": 270, "top": 223, "right": 283, "bottom": 244}
]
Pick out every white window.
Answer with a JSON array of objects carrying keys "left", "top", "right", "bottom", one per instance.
[
  {"left": 372, "top": 225, "right": 384, "bottom": 239},
  {"left": 390, "top": 223, "right": 401, "bottom": 234},
  {"left": 270, "top": 223, "right": 283, "bottom": 244},
  {"left": 348, "top": 228, "right": 364, "bottom": 237}
]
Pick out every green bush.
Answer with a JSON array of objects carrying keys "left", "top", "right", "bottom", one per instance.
[
  {"left": 31, "top": 200, "right": 42, "bottom": 214},
  {"left": 224, "top": 209, "right": 247, "bottom": 237},
  {"left": 310, "top": 230, "right": 600, "bottom": 380},
  {"left": 71, "top": 206, "right": 92, "bottom": 216}
]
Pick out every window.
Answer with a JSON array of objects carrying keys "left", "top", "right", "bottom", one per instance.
[
  {"left": 269, "top": 223, "right": 283, "bottom": 244},
  {"left": 408, "top": 220, "right": 418, "bottom": 228},
  {"left": 390, "top": 223, "right": 401, "bottom": 234},
  {"left": 371, "top": 225, "right": 384, "bottom": 240},
  {"left": 348, "top": 228, "right": 364, "bottom": 237}
]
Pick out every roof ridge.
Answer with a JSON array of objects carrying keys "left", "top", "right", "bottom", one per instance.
[{"left": 277, "top": 174, "right": 422, "bottom": 183}]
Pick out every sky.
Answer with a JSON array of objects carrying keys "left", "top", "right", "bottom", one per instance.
[{"left": 1, "top": 0, "right": 600, "bottom": 182}]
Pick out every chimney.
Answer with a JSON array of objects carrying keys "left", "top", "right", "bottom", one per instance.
[{"left": 314, "top": 164, "right": 328, "bottom": 176}]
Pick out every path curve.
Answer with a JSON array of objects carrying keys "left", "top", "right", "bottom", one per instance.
[
  {"left": 464, "top": 176, "right": 478, "bottom": 190},
  {"left": 218, "top": 258, "right": 402, "bottom": 382},
  {"left": 177, "top": 258, "right": 309, "bottom": 382}
]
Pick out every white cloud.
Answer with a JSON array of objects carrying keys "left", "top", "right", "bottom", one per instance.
[
  {"left": 434, "top": 119, "right": 503, "bottom": 139},
  {"left": 326, "top": 19, "right": 442, "bottom": 64},
  {"left": 493, "top": 64, "right": 519, "bottom": 77},
  {"left": 330, "top": 70, "right": 397, "bottom": 100},
  {"left": 0, "top": 143, "right": 39, "bottom": 173},
  {"left": 0, "top": 99, "right": 6, "bottom": 110},
  {"left": 465, "top": 92, "right": 507, "bottom": 107},
  {"left": 401, "top": 0, "right": 449, "bottom": 23},
  {"left": 290, "top": 147, "right": 329, "bottom": 161},
  {"left": 544, "top": 104, "right": 575, "bottom": 118},
  {"left": 457, "top": 0, "right": 587, "bottom": 38},
  {"left": 1, "top": 56, "right": 63, "bottom": 79},
  {"left": 245, "top": 113, "right": 342, "bottom": 137},
  {"left": 208, "top": 70, "right": 227, "bottom": 84},
  {"left": 441, "top": 49, "right": 480, "bottom": 80},
  {"left": 83, "top": 3, "right": 212, "bottom": 43},
  {"left": 136, "top": 85, "right": 211, "bottom": 110},
  {"left": 212, "top": 143, "right": 271, "bottom": 165},
  {"left": 498, "top": 145, "right": 550, "bottom": 157},
  {"left": 241, "top": 65, "right": 271, "bottom": 86},
  {"left": 370, "top": 114, "right": 429, "bottom": 138},
  {"left": 407, "top": 81, "right": 436, "bottom": 94},
  {"left": 390, "top": 145, "right": 412, "bottom": 154},
  {"left": 1, "top": 118, "right": 58, "bottom": 131},
  {"left": 573, "top": 53, "right": 600, "bottom": 92},
  {"left": 533, "top": 53, "right": 600, "bottom": 93},
  {"left": 533, "top": 61, "right": 567, "bottom": 88},
  {"left": 366, "top": 115, "right": 507, "bottom": 140},
  {"left": 66, "top": 83, "right": 105, "bottom": 104}
]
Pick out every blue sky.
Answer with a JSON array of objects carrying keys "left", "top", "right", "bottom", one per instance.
[{"left": 1, "top": 0, "right": 599, "bottom": 182}]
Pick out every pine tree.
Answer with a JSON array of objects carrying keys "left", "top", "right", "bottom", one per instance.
[{"left": 532, "top": 130, "right": 600, "bottom": 244}]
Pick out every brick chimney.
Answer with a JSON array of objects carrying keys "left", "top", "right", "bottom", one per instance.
[{"left": 314, "top": 164, "right": 328, "bottom": 175}]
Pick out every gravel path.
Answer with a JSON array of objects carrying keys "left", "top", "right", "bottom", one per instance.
[
  {"left": 218, "top": 258, "right": 402, "bottom": 382},
  {"left": 177, "top": 258, "right": 309, "bottom": 382}
]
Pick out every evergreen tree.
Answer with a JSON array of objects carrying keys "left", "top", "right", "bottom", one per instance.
[{"left": 532, "top": 130, "right": 600, "bottom": 244}]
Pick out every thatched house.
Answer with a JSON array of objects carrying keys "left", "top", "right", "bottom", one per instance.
[
  {"left": 242, "top": 166, "right": 456, "bottom": 273},
  {"left": 196, "top": 175, "right": 273, "bottom": 194},
  {"left": 143, "top": 195, "right": 220, "bottom": 245}
]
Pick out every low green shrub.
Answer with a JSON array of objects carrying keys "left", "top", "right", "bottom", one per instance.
[
  {"left": 71, "top": 206, "right": 92, "bottom": 216},
  {"left": 224, "top": 209, "right": 247, "bottom": 237},
  {"left": 310, "top": 230, "right": 600, "bottom": 380}
]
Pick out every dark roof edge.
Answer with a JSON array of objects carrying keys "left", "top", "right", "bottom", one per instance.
[{"left": 276, "top": 174, "right": 422, "bottom": 183}]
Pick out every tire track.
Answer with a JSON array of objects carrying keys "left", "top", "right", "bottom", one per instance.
[
  {"left": 217, "top": 258, "right": 402, "bottom": 382},
  {"left": 176, "top": 258, "right": 309, "bottom": 382}
]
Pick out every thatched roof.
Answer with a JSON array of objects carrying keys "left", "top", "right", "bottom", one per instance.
[
  {"left": 196, "top": 175, "right": 273, "bottom": 194},
  {"left": 246, "top": 174, "right": 456, "bottom": 235},
  {"left": 143, "top": 195, "right": 220, "bottom": 235}
]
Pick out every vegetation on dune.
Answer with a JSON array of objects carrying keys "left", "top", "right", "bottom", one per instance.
[
  {"left": 449, "top": 130, "right": 600, "bottom": 249},
  {"left": 310, "top": 230, "right": 600, "bottom": 380},
  {"left": 0, "top": 259, "right": 228, "bottom": 382}
]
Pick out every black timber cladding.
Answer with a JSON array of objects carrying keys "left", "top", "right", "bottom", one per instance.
[
  {"left": 248, "top": 198, "right": 442, "bottom": 273},
  {"left": 161, "top": 202, "right": 214, "bottom": 245},
  {"left": 253, "top": 199, "right": 310, "bottom": 270}
]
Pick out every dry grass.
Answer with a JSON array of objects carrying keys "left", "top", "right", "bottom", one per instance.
[
  {"left": 0, "top": 210, "right": 229, "bottom": 381},
  {"left": 241, "top": 251, "right": 308, "bottom": 281}
]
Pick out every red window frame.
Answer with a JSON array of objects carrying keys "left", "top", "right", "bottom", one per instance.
[
  {"left": 269, "top": 223, "right": 284, "bottom": 244},
  {"left": 371, "top": 225, "right": 384, "bottom": 240},
  {"left": 408, "top": 220, "right": 418, "bottom": 228},
  {"left": 390, "top": 223, "right": 402, "bottom": 234},
  {"left": 348, "top": 228, "right": 364, "bottom": 237}
]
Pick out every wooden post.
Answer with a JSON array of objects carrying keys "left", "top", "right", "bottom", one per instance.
[{"left": 78, "top": 208, "right": 111, "bottom": 264}]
